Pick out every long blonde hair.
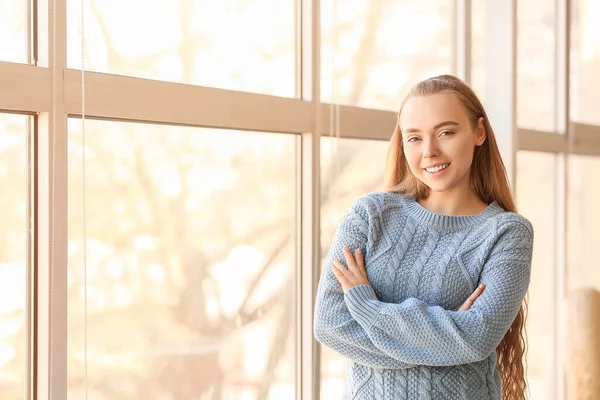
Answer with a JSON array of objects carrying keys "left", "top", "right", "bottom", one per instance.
[{"left": 385, "top": 74, "right": 528, "bottom": 400}]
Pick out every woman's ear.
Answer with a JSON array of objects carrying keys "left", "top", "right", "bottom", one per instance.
[{"left": 475, "top": 117, "right": 486, "bottom": 146}]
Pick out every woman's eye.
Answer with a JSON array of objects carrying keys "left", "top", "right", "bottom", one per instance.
[
  {"left": 441, "top": 130, "right": 454, "bottom": 136},
  {"left": 407, "top": 137, "right": 419, "bottom": 142}
]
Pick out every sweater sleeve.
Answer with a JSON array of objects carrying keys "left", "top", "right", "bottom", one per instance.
[
  {"left": 344, "top": 217, "right": 533, "bottom": 367},
  {"left": 313, "top": 200, "right": 417, "bottom": 369}
]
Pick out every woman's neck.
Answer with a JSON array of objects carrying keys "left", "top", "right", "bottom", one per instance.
[{"left": 418, "top": 189, "right": 487, "bottom": 216}]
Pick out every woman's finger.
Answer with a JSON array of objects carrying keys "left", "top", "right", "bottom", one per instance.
[
  {"left": 472, "top": 283, "right": 485, "bottom": 300},
  {"left": 354, "top": 248, "right": 366, "bottom": 276},
  {"left": 343, "top": 246, "right": 360, "bottom": 275},
  {"left": 459, "top": 284, "right": 485, "bottom": 311},
  {"left": 458, "top": 283, "right": 485, "bottom": 311},
  {"left": 333, "top": 260, "right": 353, "bottom": 281},
  {"left": 331, "top": 262, "right": 350, "bottom": 291},
  {"left": 458, "top": 298, "right": 472, "bottom": 312}
]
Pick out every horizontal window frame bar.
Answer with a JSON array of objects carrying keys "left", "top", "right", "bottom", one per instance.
[{"left": 1, "top": 61, "right": 600, "bottom": 156}]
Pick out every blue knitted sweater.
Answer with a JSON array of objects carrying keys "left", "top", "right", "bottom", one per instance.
[{"left": 314, "top": 192, "right": 533, "bottom": 400}]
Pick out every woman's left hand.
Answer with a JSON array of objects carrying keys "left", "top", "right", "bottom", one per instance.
[{"left": 331, "top": 246, "right": 371, "bottom": 293}]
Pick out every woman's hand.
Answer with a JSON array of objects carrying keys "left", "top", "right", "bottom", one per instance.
[{"left": 331, "top": 246, "right": 371, "bottom": 293}]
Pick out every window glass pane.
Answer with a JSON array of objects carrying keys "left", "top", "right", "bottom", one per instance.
[
  {"left": 67, "top": 120, "right": 297, "bottom": 399},
  {"left": 470, "top": 0, "right": 486, "bottom": 102},
  {"left": 516, "top": 151, "right": 557, "bottom": 399},
  {"left": 568, "top": 155, "right": 600, "bottom": 292},
  {"left": 319, "top": 137, "right": 389, "bottom": 399},
  {"left": 566, "top": 155, "right": 600, "bottom": 400},
  {"left": 517, "top": 0, "right": 556, "bottom": 131},
  {"left": 472, "top": 0, "right": 557, "bottom": 132},
  {"left": 321, "top": 1, "right": 454, "bottom": 111},
  {"left": 67, "top": 0, "right": 296, "bottom": 97},
  {"left": 0, "top": 113, "right": 28, "bottom": 399},
  {"left": 0, "top": 0, "right": 27, "bottom": 63},
  {"left": 571, "top": 0, "right": 600, "bottom": 125}
]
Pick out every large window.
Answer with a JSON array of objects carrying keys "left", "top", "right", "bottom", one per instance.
[
  {"left": 319, "top": 137, "right": 389, "bottom": 399},
  {"left": 321, "top": 0, "right": 454, "bottom": 110},
  {"left": 67, "top": 119, "right": 297, "bottom": 399},
  {"left": 516, "top": 151, "right": 558, "bottom": 400},
  {"left": 0, "top": 0, "right": 27, "bottom": 63},
  {"left": 517, "top": 0, "right": 556, "bottom": 131},
  {"left": 571, "top": 0, "right": 600, "bottom": 125},
  {"left": 473, "top": 0, "right": 558, "bottom": 132},
  {"left": 0, "top": 113, "right": 28, "bottom": 399},
  {"left": 67, "top": 0, "right": 296, "bottom": 97},
  {"left": 567, "top": 155, "right": 600, "bottom": 292},
  {"left": 2, "top": 1, "right": 600, "bottom": 399},
  {"left": 470, "top": 0, "right": 486, "bottom": 101}
]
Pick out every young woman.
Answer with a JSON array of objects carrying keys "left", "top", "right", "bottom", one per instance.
[{"left": 314, "top": 74, "right": 533, "bottom": 400}]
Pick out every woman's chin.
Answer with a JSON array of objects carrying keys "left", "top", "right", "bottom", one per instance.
[
  {"left": 428, "top": 186, "right": 452, "bottom": 193},
  {"left": 420, "top": 179, "right": 452, "bottom": 193}
]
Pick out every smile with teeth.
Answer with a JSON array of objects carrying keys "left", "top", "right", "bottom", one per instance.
[{"left": 425, "top": 163, "right": 449, "bottom": 173}]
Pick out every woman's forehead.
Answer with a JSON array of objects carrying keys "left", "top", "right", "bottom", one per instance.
[{"left": 400, "top": 94, "right": 469, "bottom": 129}]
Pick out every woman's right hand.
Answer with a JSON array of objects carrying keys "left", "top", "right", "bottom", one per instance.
[{"left": 458, "top": 283, "right": 485, "bottom": 311}]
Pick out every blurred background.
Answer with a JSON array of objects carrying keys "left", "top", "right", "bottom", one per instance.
[{"left": 0, "top": 0, "right": 599, "bottom": 399}]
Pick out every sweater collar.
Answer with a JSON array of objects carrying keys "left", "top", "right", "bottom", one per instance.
[{"left": 402, "top": 196, "right": 504, "bottom": 230}]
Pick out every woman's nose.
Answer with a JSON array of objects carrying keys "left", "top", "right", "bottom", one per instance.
[{"left": 423, "top": 139, "right": 440, "bottom": 158}]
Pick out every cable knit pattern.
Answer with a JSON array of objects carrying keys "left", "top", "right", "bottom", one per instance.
[
  {"left": 458, "top": 365, "right": 469, "bottom": 399},
  {"left": 351, "top": 364, "right": 372, "bottom": 399},
  {"left": 348, "top": 210, "right": 369, "bottom": 236},
  {"left": 419, "top": 367, "right": 433, "bottom": 400},
  {"left": 395, "top": 370, "right": 408, "bottom": 399},
  {"left": 430, "top": 229, "right": 468, "bottom": 304},
  {"left": 314, "top": 192, "right": 534, "bottom": 399},
  {"left": 407, "top": 229, "right": 439, "bottom": 298},
  {"left": 374, "top": 369, "right": 384, "bottom": 400},
  {"left": 388, "top": 217, "right": 417, "bottom": 294}
]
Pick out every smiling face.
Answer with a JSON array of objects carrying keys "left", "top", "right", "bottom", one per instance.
[{"left": 400, "top": 92, "right": 486, "bottom": 195}]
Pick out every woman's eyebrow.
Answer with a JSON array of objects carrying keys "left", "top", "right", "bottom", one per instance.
[{"left": 403, "top": 120, "right": 460, "bottom": 134}]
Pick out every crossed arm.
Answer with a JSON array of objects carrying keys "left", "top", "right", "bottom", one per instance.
[{"left": 313, "top": 205, "right": 533, "bottom": 369}]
